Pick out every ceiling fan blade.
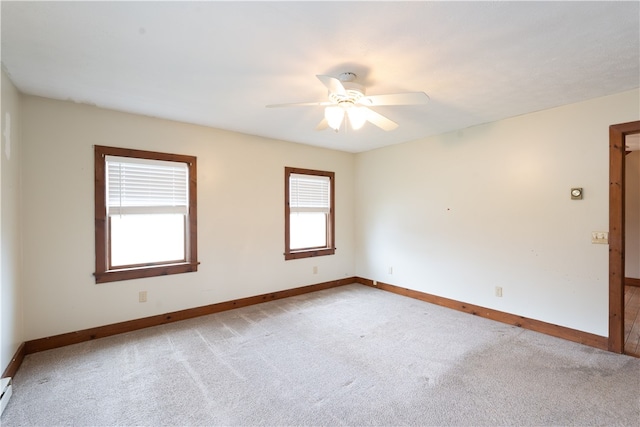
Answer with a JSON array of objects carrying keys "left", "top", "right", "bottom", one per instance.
[
  {"left": 359, "top": 92, "right": 429, "bottom": 106},
  {"left": 316, "top": 118, "right": 329, "bottom": 131},
  {"left": 363, "top": 107, "right": 398, "bottom": 131},
  {"left": 266, "top": 101, "right": 332, "bottom": 108},
  {"left": 316, "top": 75, "right": 346, "bottom": 95}
]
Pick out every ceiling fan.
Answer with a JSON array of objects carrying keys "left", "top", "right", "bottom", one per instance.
[{"left": 266, "top": 72, "right": 429, "bottom": 132}]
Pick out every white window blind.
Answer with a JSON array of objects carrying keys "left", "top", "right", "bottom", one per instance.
[
  {"left": 289, "top": 173, "right": 330, "bottom": 213},
  {"left": 106, "top": 155, "right": 188, "bottom": 215}
]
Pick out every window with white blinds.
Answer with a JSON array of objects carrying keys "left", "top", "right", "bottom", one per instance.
[
  {"left": 94, "top": 145, "right": 198, "bottom": 284},
  {"left": 289, "top": 173, "right": 330, "bottom": 213},
  {"left": 106, "top": 156, "right": 188, "bottom": 215},
  {"left": 284, "top": 167, "right": 335, "bottom": 260}
]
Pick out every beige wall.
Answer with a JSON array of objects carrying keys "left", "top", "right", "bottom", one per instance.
[
  {"left": 20, "top": 96, "right": 355, "bottom": 340},
  {"left": 6, "top": 78, "right": 640, "bottom": 356},
  {"left": 626, "top": 150, "right": 640, "bottom": 278},
  {"left": 1, "top": 70, "right": 23, "bottom": 372},
  {"left": 355, "top": 89, "right": 640, "bottom": 337}
]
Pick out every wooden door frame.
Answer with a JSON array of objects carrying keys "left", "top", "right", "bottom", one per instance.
[{"left": 609, "top": 120, "right": 640, "bottom": 353}]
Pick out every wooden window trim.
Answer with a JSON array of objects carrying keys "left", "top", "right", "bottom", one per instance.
[
  {"left": 94, "top": 145, "right": 198, "bottom": 283},
  {"left": 284, "top": 167, "right": 335, "bottom": 260}
]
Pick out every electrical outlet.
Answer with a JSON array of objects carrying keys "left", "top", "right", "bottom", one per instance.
[
  {"left": 313, "top": 266, "right": 318, "bottom": 274},
  {"left": 373, "top": 280, "right": 378, "bottom": 286},
  {"left": 495, "top": 287, "right": 503, "bottom": 298},
  {"left": 591, "top": 232, "right": 609, "bottom": 244},
  {"left": 388, "top": 267, "right": 393, "bottom": 275},
  {"left": 139, "top": 291, "right": 147, "bottom": 303}
]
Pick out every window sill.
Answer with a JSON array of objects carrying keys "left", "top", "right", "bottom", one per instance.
[
  {"left": 284, "top": 248, "right": 335, "bottom": 261},
  {"left": 95, "top": 262, "right": 198, "bottom": 284}
]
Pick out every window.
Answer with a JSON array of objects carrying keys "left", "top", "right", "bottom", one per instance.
[
  {"left": 94, "top": 145, "right": 198, "bottom": 283},
  {"left": 284, "top": 167, "right": 335, "bottom": 260}
]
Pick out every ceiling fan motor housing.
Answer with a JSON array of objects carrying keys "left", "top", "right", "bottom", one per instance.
[{"left": 331, "top": 73, "right": 366, "bottom": 105}]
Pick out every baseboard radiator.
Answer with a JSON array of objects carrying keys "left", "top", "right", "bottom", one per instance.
[{"left": 0, "top": 377, "right": 12, "bottom": 415}]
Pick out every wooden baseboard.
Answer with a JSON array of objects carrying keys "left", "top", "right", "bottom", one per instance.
[
  {"left": 25, "top": 277, "right": 356, "bottom": 354},
  {"left": 8, "top": 275, "right": 615, "bottom": 378},
  {"left": 1, "top": 343, "right": 26, "bottom": 380},
  {"left": 626, "top": 277, "right": 640, "bottom": 287},
  {"left": 354, "top": 277, "right": 608, "bottom": 350}
]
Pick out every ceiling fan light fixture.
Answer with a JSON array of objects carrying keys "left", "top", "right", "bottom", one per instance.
[
  {"left": 325, "top": 105, "right": 344, "bottom": 130},
  {"left": 267, "top": 71, "right": 428, "bottom": 133},
  {"left": 347, "top": 106, "right": 367, "bottom": 130}
]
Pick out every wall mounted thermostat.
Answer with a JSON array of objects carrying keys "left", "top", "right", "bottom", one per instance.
[{"left": 571, "top": 187, "right": 583, "bottom": 200}]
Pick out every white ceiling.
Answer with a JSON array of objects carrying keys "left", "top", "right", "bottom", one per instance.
[{"left": 1, "top": 1, "right": 639, "bottom": 153}]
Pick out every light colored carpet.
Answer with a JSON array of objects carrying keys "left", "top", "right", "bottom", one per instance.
[{"left": 2, "top": 284, "right": 639, "bottom": 426}]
